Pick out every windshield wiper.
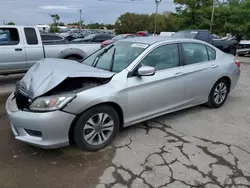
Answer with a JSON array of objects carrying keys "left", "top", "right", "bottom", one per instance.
[
  {"left": 109, "top": 48, "right": 116, "bottom": 72},
  {"left": 93, "top": 44, "right": 114, "bottom": 67}
]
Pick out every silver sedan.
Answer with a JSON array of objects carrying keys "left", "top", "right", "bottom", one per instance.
[{"left": 6, "top": 37, "right": 241, "bottom": 151}]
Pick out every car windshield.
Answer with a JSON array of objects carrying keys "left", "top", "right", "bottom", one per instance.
[
  {"left": 72, "top": 38, "right": 84, "bottom": 42},
  {"left": 83, "top": 34, "right": 96, "bottom": 40},
  {"left": 172, "top": 31, "right": 198, "bottom": 39},
  {"left": 112, "top": 34, "right": 126, "bottom": 40},
  {"left": 83, "top": 41, "right": 149, "bottom": 73}
]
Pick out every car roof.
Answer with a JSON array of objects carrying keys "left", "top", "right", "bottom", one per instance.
[
  {"left": 120, "top": 36, "right": 204, "bottom": 45},
  {"left": 95, "top": 33, "right": 113, "bottom": 36}
]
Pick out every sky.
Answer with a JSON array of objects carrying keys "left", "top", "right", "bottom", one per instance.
[{"left": 0, "top": 0, "right": 175, "bottom": 25}]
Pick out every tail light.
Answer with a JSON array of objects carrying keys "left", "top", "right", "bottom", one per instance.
[{"left": 235, "top": 60, "right": 240, "bottom": 68}]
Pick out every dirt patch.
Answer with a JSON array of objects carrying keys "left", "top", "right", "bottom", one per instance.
[{"left": 0, "top": 97, "right": 115, "bottom": 188}]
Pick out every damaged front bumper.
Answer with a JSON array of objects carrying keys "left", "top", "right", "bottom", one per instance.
[{"left": 5, "top": 93, "right": 76, "bottom": 149}]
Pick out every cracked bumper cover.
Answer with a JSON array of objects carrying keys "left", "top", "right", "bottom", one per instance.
[{"left": 5, "top": 93, "right": 76, "bottom": 149}]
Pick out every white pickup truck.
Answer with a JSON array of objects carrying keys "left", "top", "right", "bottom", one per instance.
[{"left": 0, "top": 26, "right": 100, "bottom": 75}]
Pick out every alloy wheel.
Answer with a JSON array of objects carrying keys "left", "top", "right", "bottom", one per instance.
[
  {"left": 213, "top": 82, "right": 227, "bottom": 105},
  {"left": 83, "top": 113, "right": 114, "bottom": 146}
]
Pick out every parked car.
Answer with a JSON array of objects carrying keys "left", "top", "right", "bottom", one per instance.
[
  {"left": 71, "top": 33, "right": 115, "bottom": 43},
  {"left": 172, "top": 30, "right": 238, "bottom": 55},
  {"left": 6, "top": 37, "right": 240, "bottom": 151},
  {"left": 101, "top": 34, "right": 142, "bottom": 48},
  {"left": 236, "top": 40, "right": 250, "bottom": 56},
  {"left": 0, "top": 26, "right": 101, "bottom": 75},
  {"left": 40, "top": 33, "right": 69, "bottom": 44},
  {"left": 136, "top": 31, "right": 150, "bottom": 36}
]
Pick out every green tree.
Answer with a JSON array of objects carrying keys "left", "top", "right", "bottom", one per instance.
[
  {"left": 49, "top": 14, "right": 60, "bottom": 32},
  {"left": 224, "top": 0, "right": 250, "bottom": 38},
  {"left": 114, "top": 12, "right": 179, "bottom": 34},
  {"left": 115, "top": 13, "right": 150, "bottom": 34},
  {"left": 174, "top": 0, "right": 213, "bottom": 30},
  {"left": 87, "top": 22, "right": 102, "bottom": 29},
  {"left": 58, "top": 22, "right": 65, "bottom": 26},
  {"left": 147, "top": 12, "right": 180, "bottom": 33},
  {"left": 104, "top": 24, "right": 115, "bottom": 30},
  {"left": 68, "top": 22, "right": 79, "bottom": 25},
  {"left": 50, "top": 14, "right": 60, "bottom": 25},
  {"left": 7, "top": 22, "right": 15, "bottom": 25}
]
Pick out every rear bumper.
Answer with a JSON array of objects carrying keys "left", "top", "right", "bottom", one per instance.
[
  {"left": 231, "top": 68, "right": 241, "bottom": 92},
  {"left": 5, "top": 93, "right": 76, "bottom": 149}
]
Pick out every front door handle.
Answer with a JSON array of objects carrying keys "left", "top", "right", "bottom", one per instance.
[
  {"left": 211, "top": 64, "right": 219, "bottom": 68},
  {"left": 174, "top": 72, "right": 184, "bottom": 77},
  {"left": 15, "top": 48, "right": 22, "bottom": 51}
]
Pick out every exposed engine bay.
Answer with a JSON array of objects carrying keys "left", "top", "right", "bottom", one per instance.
[{"left": 44, "top": 77, "right": 111, "bottom": 96}]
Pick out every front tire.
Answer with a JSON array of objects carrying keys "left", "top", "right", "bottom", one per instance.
[
  {"left": 73, "top": 105, "right": 119, "bottom": 151},
  {"left": 207, "top": 78, "right": 229, "bottom": 108}
]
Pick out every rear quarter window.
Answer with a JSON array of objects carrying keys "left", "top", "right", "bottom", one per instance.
[{"left": 206, "top": 46, "right": 216, "bottom": 60}]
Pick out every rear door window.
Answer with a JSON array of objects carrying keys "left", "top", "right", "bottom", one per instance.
[
  {"left": 182, "top": 43, "right": 209, "bottom": 65},
  {"left": 24, "top": 27, "right": 38, "bottom": 45},
  {"left": 0, "top": 28, "right": 19, "bottom": 45},
  {"left": 140, "top": 43, "right": 180, "bottom": 71}
]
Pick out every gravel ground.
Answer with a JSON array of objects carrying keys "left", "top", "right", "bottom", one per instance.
[
  {"left": 1, "top": 64, "right": 250, "bottom": 188},
  {"left": 0, "top": 95, "right": 115, "bottom": 188},
  {"left": 95, "top": 64, "right": 250, "bottom": 188}
]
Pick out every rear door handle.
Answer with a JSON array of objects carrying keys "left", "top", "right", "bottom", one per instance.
[
  {"left": 174, "top": 72, "right": 184, "bottom": 77},
  {"left": 15, "top": 48, "right": 22, "bottom": 51},
  {"left": 211, "top": 64, "right": 219, "bottom": 68}
]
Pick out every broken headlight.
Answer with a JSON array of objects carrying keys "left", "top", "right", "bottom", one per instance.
[{"left": 29, "top": 94, "right": 75, "bottom": 112}]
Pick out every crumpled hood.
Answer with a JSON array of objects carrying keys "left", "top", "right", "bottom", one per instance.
[{"left": 19, "top": 58, "right": 115, "bottom": 99}]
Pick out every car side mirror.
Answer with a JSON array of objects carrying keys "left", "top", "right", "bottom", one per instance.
[{"left": 137, "top": 66, "right": 156, "bottom": 76}]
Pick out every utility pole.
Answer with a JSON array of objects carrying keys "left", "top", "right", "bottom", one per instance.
[
  {"left": 79, "top": 9, "right": 82, "bottom": 33},
  {"left": 210, "top": 0, "right": 215, "bottom": 33},
  {"left": 154, "top": 0, "right": 162, "bottom": 35}
]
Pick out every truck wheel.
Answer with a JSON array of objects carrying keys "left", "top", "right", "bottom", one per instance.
[{"left": 73, "top": 105, "right": 120, "bottom": 151}]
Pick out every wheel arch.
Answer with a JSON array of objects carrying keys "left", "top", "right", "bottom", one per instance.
[
  {"left": 64, "top": 54, "right": 83, "bottom": 60},
  {"left": 218, "top": 76, "right": 231, "bottom": 93},
  {"left": 57, "top": 48, "right": 88, "bottom": 60},
  {"left": 68, "top": 102, "right": 124, "bottom": 145}
]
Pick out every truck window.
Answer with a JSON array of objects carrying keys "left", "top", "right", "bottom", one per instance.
[
  {"left": 0, "top": 28, "right": 19, "bottom": 45},
  {"left": 41, "top": 34, "right": 63, "bottom": 42},
  {"left": 24, "top": 28, "right": 38, "bottom": 45}
]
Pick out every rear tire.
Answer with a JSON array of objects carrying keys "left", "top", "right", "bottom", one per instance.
[
  {"left": 73, "top": 105, "right": 119, "bottom": 151},
  {"left": 207, "top": 78, "right": 229, "bottom": 108}
]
